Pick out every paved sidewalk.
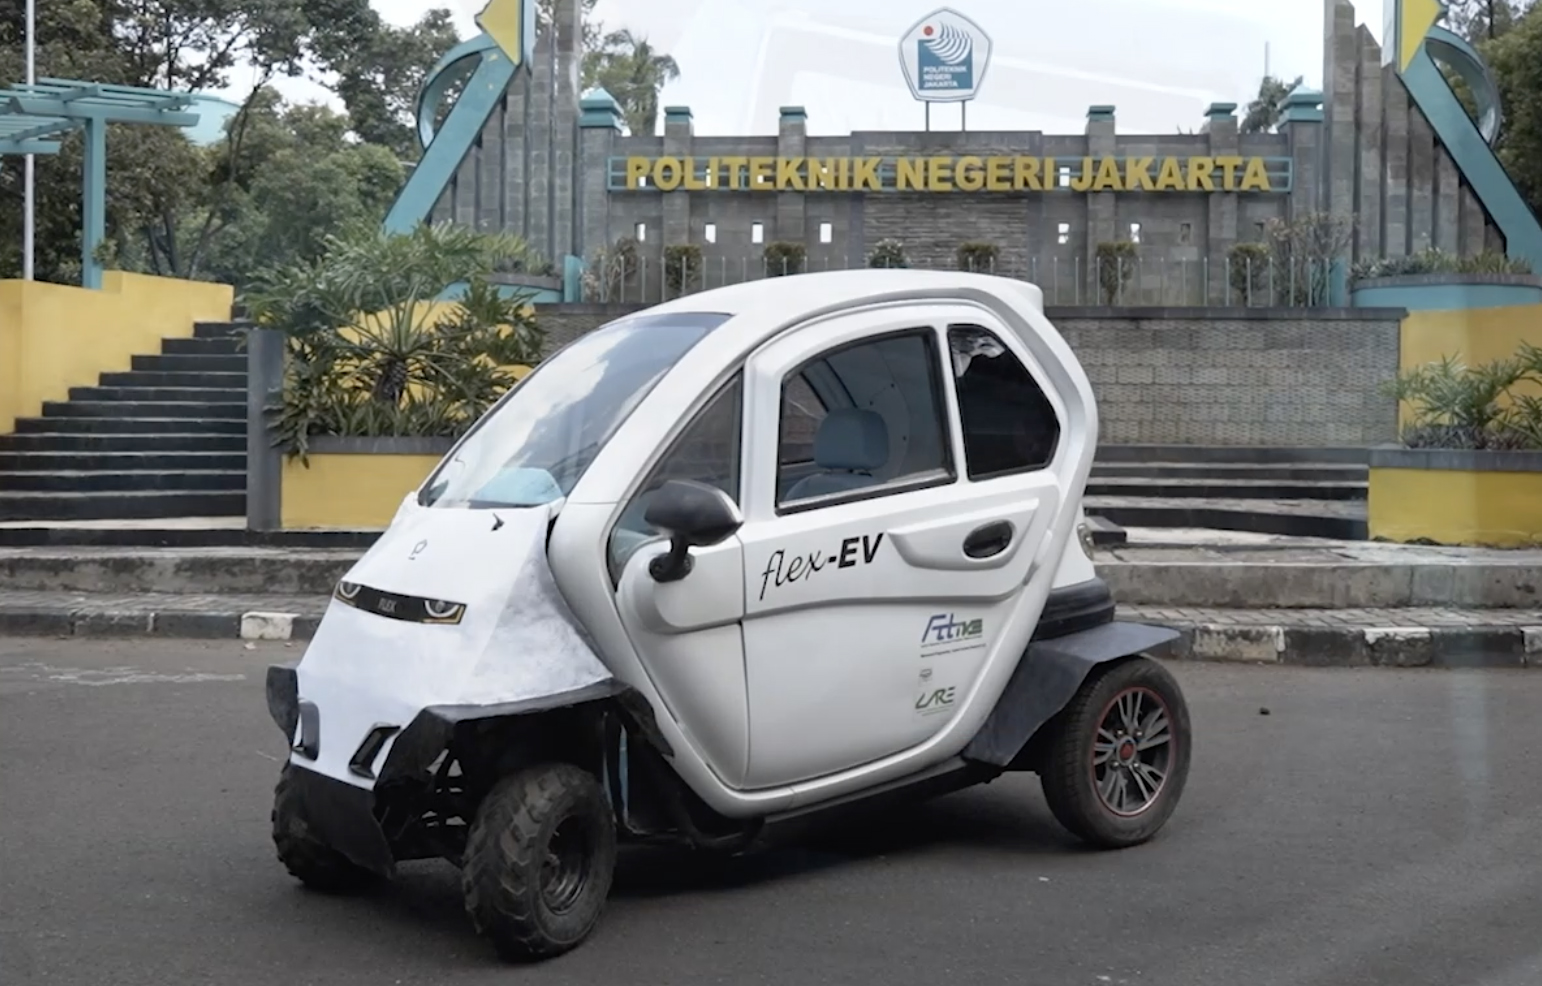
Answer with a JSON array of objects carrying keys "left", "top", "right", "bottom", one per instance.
[{"left": 2, "top": 589, "right": 1538, "bottom": 668}]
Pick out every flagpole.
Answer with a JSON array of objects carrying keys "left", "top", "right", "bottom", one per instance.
[{"left": 23, "top": 0, "right": 37, "bottom": 280}]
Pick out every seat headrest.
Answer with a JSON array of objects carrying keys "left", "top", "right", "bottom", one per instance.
[{"left": 813, "top": 408, "right": 889, "bottom": 472}]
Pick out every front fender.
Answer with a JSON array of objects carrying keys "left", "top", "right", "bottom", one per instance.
[{"left": 962, "top": 621, "right": 1180, "bottom": 768}]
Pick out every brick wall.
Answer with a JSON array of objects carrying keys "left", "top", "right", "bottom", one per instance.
[{"left": 535, "top": 304, "right": 1402, "bottom": 447}]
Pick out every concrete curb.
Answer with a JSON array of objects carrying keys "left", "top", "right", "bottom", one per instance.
[{"left": 3, "top": 604, "right": 1540, "bottom": 669}]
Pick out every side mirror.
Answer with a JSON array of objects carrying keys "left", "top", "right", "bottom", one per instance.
[{"left": 642, "top": 479, "right": 744, "bottom": 583}]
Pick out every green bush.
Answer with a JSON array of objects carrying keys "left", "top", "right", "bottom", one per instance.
[
  {"left": 956, "top": 242, "right": 999, "bottom": 273},
  {"left": 1227, "top": 243, "right": 1272, "bottom": 305},
  {"left": 1094, "top": 241, "right": 1138, "bottom": 304},
  {"left": 1351, "top": 248, "right": 1532, "bottom": 283},
  {"left": 242, "top": 221, "right": 544, "bottom": 460},
  {"left": 1381, "top": 342, "right": 1542, "bottom": 450},
  {"left": 664, "top": 243, "right": 703, "bottom": 296},
  {"left": 763, "top": 241, "right": 807, "bottom": 277},
  {"left": 867, "top": 238, "right": 907, "bottom": 269}
]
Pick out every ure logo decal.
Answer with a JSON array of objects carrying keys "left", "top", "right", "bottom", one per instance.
[
  {"left": 757, "top": 533, "right": 884, "bottom": 600},
  {"left": 914, "top": 686, "right": 958, "bottom": 716}
]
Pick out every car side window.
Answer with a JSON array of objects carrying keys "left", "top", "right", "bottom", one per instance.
[
  {"left": 776, "top": 329, "right": 953, "bottom": 511},
  {"left": 607, "top": 375, "right": 743, "bottom": 583},
  {"left": 948, "top": 324, "right": 1061, "bottom": 479}
]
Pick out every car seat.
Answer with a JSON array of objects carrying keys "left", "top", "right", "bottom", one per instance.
[{"left": 784, "top": 408, "right": 890, "bottom": 501}]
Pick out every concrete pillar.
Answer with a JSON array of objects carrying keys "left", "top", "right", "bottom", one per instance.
[
  {"left": 246, "top": 326, "right": 283, "bottom": 533},
  {"left": 1382, "top": 65, "right": 1411, "bottom": 256},
  {"left": 776, "top": 106, "right": 808, "bottom": 246},
  {"left": 1458, "top": 182, "right": 1489, "bottom": 255},
  {"left": 549, "top": 0, "right": 583, "bottom": 264},
  {"left": 577, "top": 89, "right": 623, "bottom": 264},
  {"left": 1408, "top": 107, "right": 1435, "bottom": 251},
  {"left": 663, "top": 106, "right": 694, "bottom": 246},
  {"left": 1434, "top": 146, "right": 1461, "bottom": 253},
  {"left": 1084, "top": 105, "right": 1117, "bottom": 293},
  {"left": 1204, "top": 102, "right": 1239, "bottom": 305},
  {"left": 1354, "top": 26, "right": 1384, "bottom": 261},
  {"left": 1322, "top": 0, "right": 1359, "bottom": 218},
  {"left": 1281, "top": 88, "right": 1325, "bottom": 226}
]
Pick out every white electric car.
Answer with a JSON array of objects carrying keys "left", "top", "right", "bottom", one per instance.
[{"left": 264, "top": 269, "right": 1192, "bottom": 961}]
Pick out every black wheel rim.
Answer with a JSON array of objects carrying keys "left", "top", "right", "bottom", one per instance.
[
  {"left": 540, "top": 815, "right": 592, "bottom": 915},
  {"left": 1089, "top": 685, "right": 1175, "bottom": 818}
]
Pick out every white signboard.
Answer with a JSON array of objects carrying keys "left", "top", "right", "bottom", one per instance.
[{"left": 898, "top": 8, "right": 994, "bottom": 103}]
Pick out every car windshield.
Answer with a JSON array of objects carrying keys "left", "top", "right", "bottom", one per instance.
[{"left": 420, "top": 311, "right": 732, "bottom": 509}]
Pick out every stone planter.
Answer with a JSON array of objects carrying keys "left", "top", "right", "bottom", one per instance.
[
  {"left": 1351, "top": 272, "right": 1542, "bottom": 312},
  {"left": 278, "top": 436, "right": 457, "bottom": 530},
  {"left": 1368, "top": 445, "right": 1542, "bottom": 547}
]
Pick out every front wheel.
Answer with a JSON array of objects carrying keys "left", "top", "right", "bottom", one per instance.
[
  {"left": 1040, "top": 657, "right": 1192, "bottom": 849},
  {"left": 462, "top": 763, "right": 617, "bottom": 962},
  {"left": 271, "top": 764, "right": 378, "bottom": 894}
]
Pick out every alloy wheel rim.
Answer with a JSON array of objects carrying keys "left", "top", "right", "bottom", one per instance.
[{"left": 1089, "top": 686, "right": 1174, "bottom": 817}]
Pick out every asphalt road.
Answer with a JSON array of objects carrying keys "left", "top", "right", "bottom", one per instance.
[{"left": 2, "top": 638, "right": 1541, "bottom": 986}]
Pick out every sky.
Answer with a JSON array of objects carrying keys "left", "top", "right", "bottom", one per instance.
[{"left": 240, "top": 0, "right": 1395, "bottom": 138}]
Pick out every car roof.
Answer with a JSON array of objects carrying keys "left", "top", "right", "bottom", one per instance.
[{"left": 635, "top": 269, "right": 1046, "bottom": 349}]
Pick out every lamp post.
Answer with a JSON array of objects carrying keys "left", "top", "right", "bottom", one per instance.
[{"left": 23, "top": 0, "right": 36, "bottom": 280}]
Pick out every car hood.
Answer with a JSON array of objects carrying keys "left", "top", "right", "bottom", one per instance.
[{"left": 292, "top": 495, "right": 613, "bottom": 787}]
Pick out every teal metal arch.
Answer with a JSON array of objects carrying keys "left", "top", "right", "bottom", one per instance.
[{"left": 1398, "top": 26, "right": 1542, "bottom": 269}]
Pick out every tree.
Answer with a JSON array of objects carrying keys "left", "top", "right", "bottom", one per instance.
[
  {"left": 588, "top": 30, "right": 681, "bottom": 137},
  {"left": 1445, "top": 0, "right": 1529, "bottom": 42},
  {"left": 1484, "top": 2, "right": 1542, "bottom": 218},
  {"left": 1241, "top": 74, "right": 1305, "bottom": 134}
]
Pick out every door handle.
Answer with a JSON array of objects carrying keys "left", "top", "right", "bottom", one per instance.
[{"left": 962, "top": 520, "right": 1015, "bottom": 559}]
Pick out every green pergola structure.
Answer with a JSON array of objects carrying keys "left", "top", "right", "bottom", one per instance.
[{"left": 0, "top": 79, "right": 200, "bottom": 288}]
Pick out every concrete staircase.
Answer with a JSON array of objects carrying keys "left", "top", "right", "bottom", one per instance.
[{"left": 0, "top": 322, "right": 247, "bottom": 521}]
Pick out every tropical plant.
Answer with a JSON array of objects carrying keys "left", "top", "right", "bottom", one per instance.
[
  {"left": 1095, "top": 241, "right": 1138, "bottom": 304},
  {"left": 1241, "top": 74, "right": 1305, "bottom": 134},
  {"left": 1350, "top": 247, "right": 1533, "bottom": 283},
  {"left": 764, "top": 241, "right": 807, "bottom": 277},
  {"left": 663, "top": 243, "right": 702, "bottom": 296},
  {"left": 1381, "top": 342, "right": 1542, "bottom": 449},
  {"left": 868, "top": 238, "right": 907, "bottom": 269},
  {"left": 1228, "top": 243, "right": 1272, "bottom": 305},
  {"left": 242, "top": 222, "right": 545, "bottom": 459},
  {"left": 957, "top": 242, "right": 999, "bottom": 273},
  {"left": 587, "top": 29, "right": 681, "bottom": 137},
  {"left": 581, "top": 236, "right": 640, "bottom": 302}
]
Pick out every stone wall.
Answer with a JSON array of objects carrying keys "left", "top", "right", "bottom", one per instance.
[{"left": 536, "top": 304, "right": 1402, "bottom": 447}]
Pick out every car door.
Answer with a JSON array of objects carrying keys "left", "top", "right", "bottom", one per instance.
[
  {"left": 608, "top": 374, "right": 754, "bottom": 788},
  {"left": 737, "top": 305, "right": 1070, "bottom": 790}
]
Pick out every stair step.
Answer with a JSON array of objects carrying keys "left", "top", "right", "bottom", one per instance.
[
  {"left": 69, "top": 386, "right": 251, "bottom": 403},
  {"left": 131, "top": 353, "right": 248, "bottom": 373},
  {"left": 42, "top": 401, "right": 246, "bottom": 420},
  {"left": 13, "top": 416, "right": 247, "bottom": 436},
  {"left": 0, "top": 470, "right": 246, "bottom": 492},
  {"left": 99, "top": 371, "right": 246, "bottom": 389},
  {"left": 0, "top": 433, "right": 246, "bottom": 452},
  {"left": 0, "top": 491, "right": 245, "bottom": 522},
  {"left": 161, "top": 336, "right": 244, "bottom": 356},
  {"left": 1084, "top": 479, "right": 1367, "bottom": 501},
  {"left": 194, "top": 321, "right": 246, "bottom": 340},
  {"left": 0, "top": 451, "right": 247, "bottom": 472},
  {"left": 1096, "top": 445, "right": 1371, "bottom": 465},
  {"left": 1090, "top": 463, "right": 1369, "bottom": 482}
]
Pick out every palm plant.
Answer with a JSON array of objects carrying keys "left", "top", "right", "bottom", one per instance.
[{"left": 589, "top": 29, "right": 681, "bottom": 137}]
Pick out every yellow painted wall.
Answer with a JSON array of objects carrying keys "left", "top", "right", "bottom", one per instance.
[
  {"left": 0, "top": 271, "right": 234, "bottom": 433},
  {"left": 281, "top": 453, "right": 443, "bottom": 529},
  {"left": 1369, "top": 467, "right": 1542, "bottom": 547},
  {"left": 1398, "top": 303, "right": 1542, "bottom": 427}
]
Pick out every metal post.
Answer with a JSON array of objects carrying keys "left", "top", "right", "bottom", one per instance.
[
  {"left": 80, "top": 118, "right": 106, "bottom": 289},
  {"left": 925, "top": 103, "right": 931, "bottom": 132},
  {"left": 247, "top": 327, "right": 285, "bottom": 532},
  {"left": 23, "top": 0, "right": 36, "bottom": 280},
  {"left": 961, "top": 100, "right": 968, "bottom": 132}
]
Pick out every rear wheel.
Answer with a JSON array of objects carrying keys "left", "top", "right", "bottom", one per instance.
[
  {"left": 271, "top": 764, "right": 377, "bottom": 894},
  {"left": 1040, "top": 657, "right": 1191, "bottom": 848},
  {"left": 462, "top": 763, "right": 617, "bottom": 962}
]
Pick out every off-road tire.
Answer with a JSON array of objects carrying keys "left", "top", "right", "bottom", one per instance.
[
  {"left": 1040, "top": 656, "right": 1192, "bottom": 849},
  {"left": 462, "top": 763, "right": 617, "bottom": 962},
  {"left": 271, "top": 764, "right": 377, "bottom": 894}
]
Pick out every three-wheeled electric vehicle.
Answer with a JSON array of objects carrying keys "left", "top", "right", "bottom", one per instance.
[{"left": 264, "top": 270, "right": 1191, "bottom": 961}]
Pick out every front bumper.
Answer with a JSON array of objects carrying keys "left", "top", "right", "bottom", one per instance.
[{"left": 280, "top": 763, "right": 397, "bottom": 877}]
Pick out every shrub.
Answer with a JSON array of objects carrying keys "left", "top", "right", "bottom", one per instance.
[
  {"left": 763, "top": 241, "right": 807, "bottom": 277},
  {"left": 581, "top": 236, "right": 639, "bottom": 302},
  {"left": 867, "top": 238, "right": 907, "bottom": 269},
  {"left": 1227, "top": 243, "right": 1272, "bottom": 305},
  {"left": 956, "top": 242, "right": 999, "bottom": 273},
  {"left": 1350, "top": 247, "right": 1532, "bottom": 283},
  {"left": 1094, "top": 241, "right": 1138, "bottom": 304},
  {"left": 663, "top": 243, "right": 703, "bottom": 296},
  {"left": 242, "top": 222, "right": 544, "bottom": 460},
  {"left": 1264, "top": 212, "right": 1355, "bottom": 305},
  {"left": 1381, "top": 342, "right": 1542, "bottom": 450}
]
